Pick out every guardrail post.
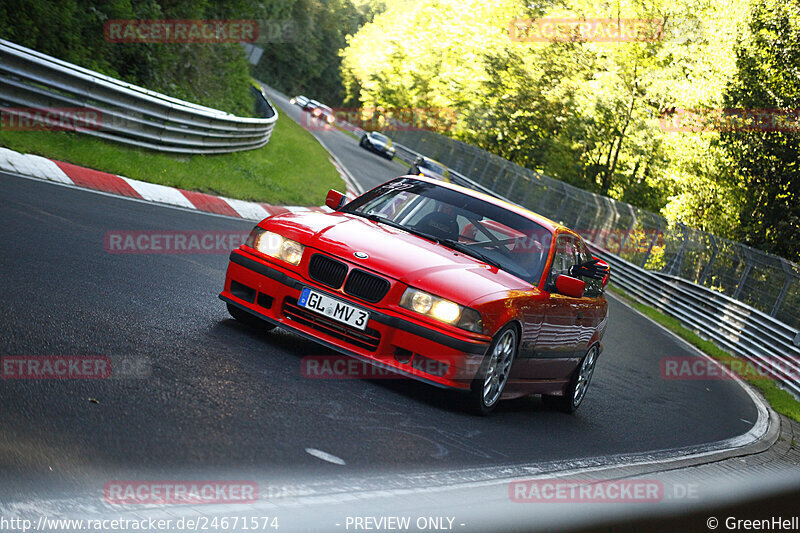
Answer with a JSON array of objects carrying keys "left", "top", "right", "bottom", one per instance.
[
  {"left": 490, "top": 165, "right": 506, "bottom": 190},
  {"left": 537, "top": 185, "right": 553, "bottom": 212},
  {"left": 771, "top": 261, "right": 794, "bottom": 318},
  {"left": 466, "top": 151, "right": 481, "bottom": 176},
  {"left": 615, "top": 205, "right": 638, "bottom": 257},
  {"left": 664, "top": 224, "right": 688, "bottom": 276},
  {"left": 698, "top": 234, "right": 718, "bottom": 284},
  {"left": 452, "top": 143, "right": 467, "bottom": 173},
  {"left": 552, "top": 183, "right": 570, "bottom": 222},
  {"left": 733, "top": 249, "right": 754, "bottom": 300},
  {"left": 478, "top": 157, "right": 493, "bottom": 185},
  {"left": 506, "top": 171, "right": 519, "bottom": 198},
  {"left": 572, "top": 198, "right": 588, "bottom": 231},
  {"left": 640, "top": 222, "right": 663, "bottom": 268},
  {"left": 518, "top": 171, "right": 533, "bottom": 206}
]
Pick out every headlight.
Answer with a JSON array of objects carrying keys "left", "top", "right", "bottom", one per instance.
[
  {"left": 245, "top": 227, "right": 304, "bottom": 266},
  {"left": 400, "top": 288, "right": 483, "bottom": 333}
]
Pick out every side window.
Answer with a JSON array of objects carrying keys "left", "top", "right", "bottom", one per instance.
[{"left": 549, "top": 235, "right": 579, "bottom": 288}]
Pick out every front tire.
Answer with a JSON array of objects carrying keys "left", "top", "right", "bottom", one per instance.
[
  {"left": 227, "top": 303, "right": 276, "bottom": 331},
  {"left": 543, "top": 345, "right": 599, "bottom": 413},
  {"left": 466, "top": 325, "right": 518, "bottom": 415},
  {"left": 359, "top": 136, "right": 368, "bottom": 147}
]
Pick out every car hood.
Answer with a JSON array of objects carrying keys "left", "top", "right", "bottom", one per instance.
[{"left": 261, "top": 211, "right": 532, "bottom": 304}]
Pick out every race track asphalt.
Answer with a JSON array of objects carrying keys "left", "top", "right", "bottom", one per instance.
[{"left": 0, "top": 169, "right": 758, "bottom": 501}]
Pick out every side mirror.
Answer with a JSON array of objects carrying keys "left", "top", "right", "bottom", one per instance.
[
  {"left": 555, "top": 275, "right": 585, "bottom": 298},
  {"left": 325, "top": 189, "right": 346, "bottom": 210}
]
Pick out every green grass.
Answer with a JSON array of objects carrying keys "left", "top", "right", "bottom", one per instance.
[
  {"left": 608, "top": 285, "right": 800, "bottom": 423},
  {"left": 0, "top": 108, "right": 344, "bottom": 206}
]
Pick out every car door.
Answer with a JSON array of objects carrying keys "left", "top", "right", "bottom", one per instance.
[
  {"left": 513, "top": 233, "right": 580, "bottom": 381},
  {"left": 573, "top": 237, "right": 607, "bottom": 349},
  {"left": 539, "top": 234, "right": 583, "bottom": 357}
]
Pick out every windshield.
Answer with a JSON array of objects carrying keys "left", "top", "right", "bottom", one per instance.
[
  {"left": 343, "top": 178, "right": 552, "bottom": 284},
  {"left": 371, "top": 133, "right": 389, "bottom": 142}
]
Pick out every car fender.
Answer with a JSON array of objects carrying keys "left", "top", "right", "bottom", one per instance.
[{"left": 469, "top": 288, "right": 545, "bottom": 338}]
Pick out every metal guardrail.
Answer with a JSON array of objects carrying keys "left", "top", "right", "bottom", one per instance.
[
  {"left": 593, "top": 247, "right": 800, "bottom": 398},
  {"left": 389, "top": 130, "right": 800, "bottom": 332},
  {"left": 369, "top": 130, "right": 800, "bottom": 398},
  {"left": 0, "top": 40, "right": 277, "bottom": 154},
  {"left": 277, "top": 94, "right": 800, "bottom": 398}
]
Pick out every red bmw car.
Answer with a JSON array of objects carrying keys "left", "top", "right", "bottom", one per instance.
[{"left": 220, "top": 176, "right": 610, "bottom": 414}]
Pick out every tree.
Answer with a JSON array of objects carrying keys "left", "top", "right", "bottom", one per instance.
[
  {"left": 253, "top": 0, "right": 378, "bottom": 105},
  {"left": 721, "top": 0, "right": 800, "bottom": 261},
  {"left": 0, "top": 0, "right": 262, "bottom": 116}
]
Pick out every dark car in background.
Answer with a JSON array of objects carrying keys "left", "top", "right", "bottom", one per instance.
[
  {"left": 359, "top": 131, "right": 396, "bottom": 160},
  {"left": 409, "top": 156, "right": 451, "bottom": 182}
]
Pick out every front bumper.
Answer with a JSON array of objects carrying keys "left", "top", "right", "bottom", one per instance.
[{"left": 220, "top": 248, "right": 491, "bottom": 390}]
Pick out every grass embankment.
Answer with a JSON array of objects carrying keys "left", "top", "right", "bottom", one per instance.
[
  {"left": 608, "top": 285, "right": 800, "bottom": 423},
  {"left": 0, "top": 106, "right": 343, "bottom": 206}
]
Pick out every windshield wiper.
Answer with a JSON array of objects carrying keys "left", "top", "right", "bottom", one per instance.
[{"left": 439, "top": 239, "right": 504, "bottom": 270}]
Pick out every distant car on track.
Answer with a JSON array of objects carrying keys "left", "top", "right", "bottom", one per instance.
[
  {"left": 359, "top": 131, "right": 396, "bottom": 160},
  {"left": 409, "top": 156, "right": 451, "bottom": 182},
  {"left": 290, "top": 95, "right": 309, "bottom": 108},
  {"left": 220, "top": 176, "right": 609, "bottom": 415}
]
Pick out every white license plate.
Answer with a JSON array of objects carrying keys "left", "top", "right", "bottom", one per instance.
[{"left": 298, "top": 288, "right": 369, "bottom": 330}]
